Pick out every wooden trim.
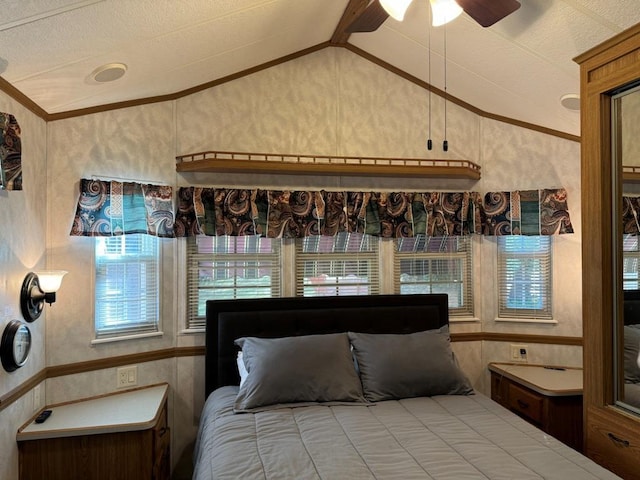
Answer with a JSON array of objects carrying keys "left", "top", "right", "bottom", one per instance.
[
  {"left": 0, "top": 76, "right": 49, "bottom": 119},
  {"left": 1, "top": 43, "right": 579, "bottom": 143},
  {"left": 450, "top": 332, "right": 583, "bottom": 346},
  {"left": 341, "top": 44, "right": 580, "bottom": 143},
  {"left": 576, "top": 22, "right": 640, "bottom": 477},
  {"left": 0, "top": 335, "right": 582, "bottom": 413},
  {"left": 47, "top": 346, "right": 205, "bottom": 378},
  {"left": 573, "top": 23, "right": 640, "bottom": 65},
  {"left": 0, "top": 369, "right": 47, "bottom": 413},
  {"left": 42, "top": 43, "right": 331, "bottom": 122},
  {"left": 330, "top": 0, "right": 368, "bottom": 44},
  {"left": 175, "top": 150, "right": 481, "bottom": 179},
  {"left": 0, "top": 346, "right": 204, "bottom": 413}
]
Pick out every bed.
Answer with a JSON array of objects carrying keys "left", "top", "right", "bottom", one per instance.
[{"left": 193, "top": 294, "right": 621, "bottom": 479}]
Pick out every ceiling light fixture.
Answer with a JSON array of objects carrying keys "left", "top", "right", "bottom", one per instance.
[
  {"left": 560, "top": 93, "right": 580, "bottom": 111},
  {"left": 90, "top": 63, "right": 127, "bottom": 83},
  {"left": 430, "top": 0, "right": 463, "bottom": 26},
  {"left": 380, "top": 0, "right": 414, "bottom": 21}
]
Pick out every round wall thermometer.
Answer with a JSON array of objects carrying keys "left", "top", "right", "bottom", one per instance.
[{"left": 1, "top": 320, "right": 32, "bottom": 372}]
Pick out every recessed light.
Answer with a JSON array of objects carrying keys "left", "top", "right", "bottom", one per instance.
[
  {"left": 560, "top": 93, "right": 580, "bottom": 111},
  {"left": 89, "top": 63, "right": 127, "bottom": 83}
]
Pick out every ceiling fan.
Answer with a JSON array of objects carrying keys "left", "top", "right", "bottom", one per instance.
[{"left": 346, "top": 0, "right": 521, "bottom": 32}]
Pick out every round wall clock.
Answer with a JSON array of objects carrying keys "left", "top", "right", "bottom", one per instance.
[{"left": 1, "top": 320, "right": 32, "bottom": 372}]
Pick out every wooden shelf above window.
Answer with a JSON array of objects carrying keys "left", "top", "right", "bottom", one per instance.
[{"left": 175, "top": 151, "right": 481, "bottom": 180}]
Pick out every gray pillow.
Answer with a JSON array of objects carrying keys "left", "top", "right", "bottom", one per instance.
[
  {"left": 624, "top": 325, "right": 640, "bottom": 384},
  {"left": 234, "top": 333, "right": 367, "bottom": 412},
  {"left": 348, "top": 328, "right": 473, "bottom": 402}
]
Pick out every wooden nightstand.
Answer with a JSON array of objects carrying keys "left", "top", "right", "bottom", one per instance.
[
  {"left": 489, "top": 363, "right": 583, "bottom": 452},
  {"left": 17, "top": 383, "right": 170, "bottom": 480}
]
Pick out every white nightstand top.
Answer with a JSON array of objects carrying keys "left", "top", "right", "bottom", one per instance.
[
  {"left": 17, "top": 383, "right": 168, "bottom": 441},
  {"left": 489, "top": 363, "right": 583, "bottom": 396}
]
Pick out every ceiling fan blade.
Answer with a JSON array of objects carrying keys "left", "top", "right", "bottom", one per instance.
[
  {"left": 346, "top": 0, "right": 390, "bottom": 33},
  {"left": 456, "top": 0, "right": 521, "bottom": 27}
]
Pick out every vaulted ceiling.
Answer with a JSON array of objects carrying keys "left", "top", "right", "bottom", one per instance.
[{"left": 1, "top": 0, "right": 639, "bottom": 136}]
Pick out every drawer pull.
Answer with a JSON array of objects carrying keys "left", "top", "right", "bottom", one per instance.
[
  {"left": 158, "top": 427, "right": 168, "bottom": 437},
  {"left": 517, "top": 399, "right": 529, "bottom": 409},
  {"left": 607, "top": 432, "right": 630, "bottom": 448}
]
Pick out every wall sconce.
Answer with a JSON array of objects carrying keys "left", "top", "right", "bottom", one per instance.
[{"left": 20, "top": 270, "right": 67, "bottom": 322}]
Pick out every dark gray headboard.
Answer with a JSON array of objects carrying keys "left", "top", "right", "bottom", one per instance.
[
  {"left": 624, "top": 289, "right": 640, "bottom": 325},
  {"left": 204, "top": 294, "right": 449, "bottom": 398}
]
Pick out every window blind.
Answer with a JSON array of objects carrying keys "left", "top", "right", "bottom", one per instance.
[
  {"left": 186, "top": 235, "right": 281, "bottom": 329},
  {"left": 295, "top": 233, "right": 379, "bottom": 297},
  {"left": 393, "top": 235, "right": 474, "bottom": 317},
  {"left": 95, "top": 235, "right": 159, "bottom": 338},
  {"left": 497, "top": 236, "right": 552, "bottom": 319},
  {"left": 623, "top": 234, "right": 640, "bottom": 290}
]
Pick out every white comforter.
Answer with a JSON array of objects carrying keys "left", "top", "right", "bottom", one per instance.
[{"left": 193, "top": 386, "right": 620, "bottom": 480}]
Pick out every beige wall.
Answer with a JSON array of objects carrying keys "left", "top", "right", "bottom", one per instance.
[
  {"left": 0, "top": 46, "right": 582, "bottom": 479},
  {"left": 0, "top": 92, "right": 48, "bottom": 480}
]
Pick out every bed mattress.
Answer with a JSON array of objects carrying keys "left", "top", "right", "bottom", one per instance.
[{"left": 193, "top": 386, "right": 620, "bottom": 480}]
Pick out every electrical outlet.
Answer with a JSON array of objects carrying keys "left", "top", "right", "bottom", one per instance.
[
  {"left": 33, "top": 383, "right": 43, "bottom": 412},
  {"left": 510, "top": 344, "right": 528, "bottom": 362},
  {"left": 116, "top": 366, "right": 138, "bottom": 388}
]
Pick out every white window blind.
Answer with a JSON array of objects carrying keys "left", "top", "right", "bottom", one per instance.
[
  {"left": 95, "top": 234, "right": 159, "bottom": 338},
  {"left": 497, "top": 236, "right": 552, "bottom": 319},
  {"left": 623, "top": 234, "right": 640, "bottom": 290},
  {"left": 393, "top": 235, "right": 474, "bottom": 317},
  {"left": 295, "top": 232, "right": 379, "bottom": 297},
  {"left": 186, "top": 235, "right": 281, "bottom": 329}
]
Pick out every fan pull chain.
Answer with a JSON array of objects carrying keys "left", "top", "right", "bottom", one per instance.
[
  {"left": 427, "top": 6, "right": 432, "bottom": 151},
  {"left": 443, "top": 20, "right": 448, "bottom": 152}
]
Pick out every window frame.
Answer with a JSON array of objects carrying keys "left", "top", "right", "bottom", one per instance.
[
  {"left": 393, "top": 235, "right": 474, "bottom": 319},
  {"left": 496, "top": 235, "right": 554, "bottom": 322},
  {"left": 623, "top": 233, "right": 640, "bottom": 290},
  {"left": 294, "top": 232, "right": 380, "bottom": 297},
  {"left": 184, "top": 235, "right": 282, "bottom": 331},
  {"left": 93, "top": 234, "right": 161, "bottom": 342}
]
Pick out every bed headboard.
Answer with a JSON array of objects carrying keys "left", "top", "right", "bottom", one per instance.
[
  {"left": 624, "top": 289, "right": 640, "bottom": 325},
  {"left": 204, "top": 294, "right": 449, "bottom": 398}
]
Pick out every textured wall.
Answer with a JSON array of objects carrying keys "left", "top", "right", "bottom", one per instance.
[
  {"left": 0, "top": 46, "right": 584, "bottom": 479},
  {"left": 0, "top": 92, "right": 48, "bottom": 480}
]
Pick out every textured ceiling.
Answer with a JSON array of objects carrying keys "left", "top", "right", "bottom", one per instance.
[{"left": 1, "top": 0, "right": 639, "bottom": 136}]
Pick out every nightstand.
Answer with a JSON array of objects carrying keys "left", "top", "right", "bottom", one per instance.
[
  {"left": 489, "top": 363, "right": 583, "bottom": 452},
  {"left": 17, "top": 383, "right": 170, "bottom": 480}
]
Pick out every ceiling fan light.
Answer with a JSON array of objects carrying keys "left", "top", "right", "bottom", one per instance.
[
  {"left": 380, "top": 0, "right": 414, "bottom": 21},
  {"left": 430, "top": 0, "right": 463, "bottom": 26}
]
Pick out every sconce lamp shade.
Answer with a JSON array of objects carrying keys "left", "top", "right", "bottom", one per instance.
[
  {"left": 380, "top": 0, "right": 414, "bottom": 21},
  {"left": 20, "top": 270, "right": 67, "bottom": 322},
  {"left": 430, "top": 0, "right": 463, "bottom": 26},
  {"left": 34, "top": 270, "right": 67, "bottom": 293}
]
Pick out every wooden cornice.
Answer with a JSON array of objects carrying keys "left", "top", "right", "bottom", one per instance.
[{"left": 176, "top": 150, "right": 482, "bottom": 179}]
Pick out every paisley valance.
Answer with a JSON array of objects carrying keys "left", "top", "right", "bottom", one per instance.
[
  {"left": 173, "top": 188, "right": 482, "bottom": 238},
  {"left": 482, "top": 189, "right": 574, "bottom": 235},
  {"left": 70, "top": 179, "right": 174, "bottom": 237},
  {"left": 69, "top": 181, "right": 573, "bottom": 238},
  {"left": 0, "top": 112, "right": 22, "bottom": 191}
]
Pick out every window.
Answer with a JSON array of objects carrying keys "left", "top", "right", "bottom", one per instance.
[
  {"left": 95, "top": 234, "right": 160, "bottom": 338},
  {"left": 186, "top": 235, "right": 281, "bottom": 329},
  {"left": 623, "top": 234, "right": 640, "bottom": 289},
  {"left": 497, "top": 236, "right": 552, "bottom": 319},
  {"left": 394, "top": 235, "right": 474, "bottom": 317},
  {"left": 295, "top": 233, "right": 379, "bottom": 297}
]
